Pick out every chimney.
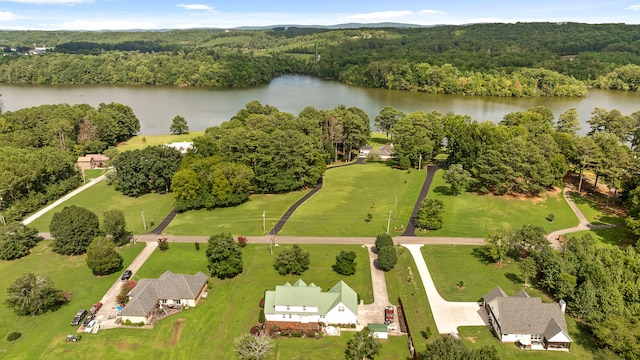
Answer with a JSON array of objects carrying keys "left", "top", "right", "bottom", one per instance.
[{"left": 559, "top": 299, "right": 566, "bottom": 313}]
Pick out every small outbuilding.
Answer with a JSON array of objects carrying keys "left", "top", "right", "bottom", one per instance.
[
  {"left": 368, "top": 324, "right": 389, "bottom": 339},
  {"left": 76, "top": 156, "right": 94, "bottom": 170}
]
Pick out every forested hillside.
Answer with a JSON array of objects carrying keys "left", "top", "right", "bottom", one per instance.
[{"left": 0, "top": 23, "right": 639, "bottom": 95}]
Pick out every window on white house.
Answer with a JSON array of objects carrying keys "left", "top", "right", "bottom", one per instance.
[
  {"left": 289, "top": 314, "right": 292, "bottom": 318},
  {"left": 338, "top": 306, "right": 345, "bottom": 312},
  {"left": 283, "top": 314, "right": 286, "bottom": 319},
  {"left": 176, "top": 299, "right": 181, "bottom": 305},
  {"left": 161, "top": 299, "right": 167, "bottom": 304},
  {"left": 303, "top": 306, "right": 306, "bottom": 311},
  {"left": 287, "top": 305, "right": 290, "bottom": 310}
]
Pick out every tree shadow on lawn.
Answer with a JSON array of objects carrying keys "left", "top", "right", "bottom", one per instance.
[
  {"left": 471, "top": 247, "right": 493, "bottom": 265},
  {"left": 503, "top": 272, "right": 521, "bottom": 285},
  {"left": 431, "top": 186, "right": 453, "bottom": 196}
]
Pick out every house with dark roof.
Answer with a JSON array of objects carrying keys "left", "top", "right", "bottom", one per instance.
[
  {"left": 483, "top": 286, "right": 572, "bottom": 351},
  {"left": 120, "top": 271, "right": 208, "bottom": 324},
  {"left": 263, "top": 279, "right": 358, "bottom": 328}
]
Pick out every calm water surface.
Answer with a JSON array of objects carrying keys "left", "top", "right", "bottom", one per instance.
[{"left": 1, "top": 75, "right": 639, "bottom": 135}]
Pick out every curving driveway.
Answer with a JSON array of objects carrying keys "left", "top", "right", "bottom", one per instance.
[{"left": 403, "top": 244, "right": 486, "bottom": 334}]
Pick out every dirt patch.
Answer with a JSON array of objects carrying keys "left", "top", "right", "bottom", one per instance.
[
  {"left": 168, "top": 318, "right": 186, "bottom": 347},
  {"left": 118, "top": 341, "right": 130, "bottom": 351},
  {"left": 465, "top": 336, "right": 476, "bottom": 343}
]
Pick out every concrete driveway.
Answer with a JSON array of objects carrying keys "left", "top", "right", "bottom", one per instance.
[
  {"left": 95, "top": 241, "right": 158, "bottom": 329},
  {"left": 403, "top": 244, "right": 486, "bottom": 334},
  {"left": 356, "top": 245, "right": 400, "bottom": 334}
]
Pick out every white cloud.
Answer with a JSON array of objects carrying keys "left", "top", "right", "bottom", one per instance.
[
  {"left": 0, "top": 11, "right": 20, "bottom": 21},
  {"left": 54, "top": 20, "right": 157, "bottom": 30},
  {"left": 346, "top": 10, "right": 414, "bottom": 21},
  {"left": 3, "top": 0, "right": 92, "bottom": 4},
  {"left": 177, "top": 4, "right": 213, "bottom": 11},
  {"left": 419, "top": 9, "right": 444, "bottom": 15},
  {"left": 626, "top": 5, "right": 640, "bottom": 10},
  {"left": 466, "top": 17, "right": 506, "bottom": 24}
]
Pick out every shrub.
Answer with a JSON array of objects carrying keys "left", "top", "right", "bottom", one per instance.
[
  {"left": 377, "top": 246, "right": 398, "bottom": 271},
  {"left": 6, "top": 332, "right": 21, "bottom": 342},
  {"left": 194, "top": 242, "right": 200, "bottom": 251},
  {"left": 399, "top": 156, "right": 411, "bottom": 170},
  {"left": 157, "top": 238, "right": 169, "bottom": 251},
  {"left": 237, "top": 236, "right": 247, "bottom": 248},
  {"left": 332, "top": 251, "right": 357, "bottom": 276},
  {"left": 546, "top": 213, "right": 555, "bottom": 222},
  {"left": 273, "top": 245, "right": 310, "bottom": 275},
  {"left": 375, "top": 233, "right": 393, "bottom": 251}
]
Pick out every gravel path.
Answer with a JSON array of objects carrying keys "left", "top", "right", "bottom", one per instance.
[
  {"left": 22, "top": 174, "right": 107, "bottom": 225},
  {"left": 546, "top": 186, "right": 622, "bottom": 248}
]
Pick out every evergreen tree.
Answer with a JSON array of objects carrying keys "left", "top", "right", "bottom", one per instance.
[{"left": 86, "top": 236, "right": 123, "bottom": 276}]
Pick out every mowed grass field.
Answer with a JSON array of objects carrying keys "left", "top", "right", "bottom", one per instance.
[
  {"left": 164, "top": 190, "right": 311, "bottom": 236},
  {"left": 569, "top": 191, "right": 626, "bottom": 225},
  {"left": 40, "top": 243, "right": 416, "bottom": 360},
  {"left": 422, "top": 170, "right": 578, "bottom": 237},
  {"left": 0, "top": 241, "right": 144, "bottom": 359},
  {"left": 116, "top": 131, "right": 205, "bottom": 152},
  {"left": 280, "top": 163, "right": 425, "bottom": 237},
  {"left": 29, "top": 181, "right": 174, "bottom": 235}
]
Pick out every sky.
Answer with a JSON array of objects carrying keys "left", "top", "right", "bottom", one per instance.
[{"left": 0, "top": 0, "right": 639, "bottom": 31}]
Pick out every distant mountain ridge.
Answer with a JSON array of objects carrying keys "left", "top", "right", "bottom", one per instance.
[{"left": 234, "top": 22, "right": 430, "bottom": 30}]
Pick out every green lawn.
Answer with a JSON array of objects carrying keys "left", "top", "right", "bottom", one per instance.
[
  {"left": 116, "top": 131, "right": 205, "bottom": 152},
  {"left": 385, "top": 246, "right": 438, "bottom": 352},
  {"left": 280, "top": 163, "right": 425, "bottom": 237},
  {"left": 564, "top": 227, "right": 636, "bottom": 248},
  {"left": 0, "top": 241, "right": 144, "bottom": 360},
  {"left": 164, "top": 190, "right": 311, "bottom": 236},
  {"left": 42, "top": 243, "right": 379, "bottom": 359},
  {"left": 568, "top": 191, "right": 625, "bottom": 225},
  {"left": 422, "top": 170, "right": 578, "bottom": 237},
  {"left": 29, "top": 181, "right": 175, "bottom": 235},
  {"left": 421, "top": 245, "right": 550, "bottom": 302},
  {"left": 82, "top": 169, "right": 106, "bottom": 180}
]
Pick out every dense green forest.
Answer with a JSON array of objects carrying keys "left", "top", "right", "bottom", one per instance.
[
  {"left": 0, "top": 103, "right": 139, "bottom": 221},
  {"left": 1, "top": 23, "right": 640, "bottom": 95}
]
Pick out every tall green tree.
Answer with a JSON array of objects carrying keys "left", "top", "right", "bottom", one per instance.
[
  {"left": 519, "top": 257, "right": 537, "bottom": 286},
  {"left": 392, "top": 111, "right": 443, "bottom": 167},
  {"left": 6, "top": 273, "right": 64, "bottom": 316},
  {"left": 170, "top": 115, "right": 189, "bottom": 135},
  {"left": 377, "top": 246, "right": 397, "bottom": 272},
  {"left": 49, "top": 206, "right": 102, "bottom": 255},
  {"left": 0, "top": 223, "right": 40, "bottom": 260},
  {"left": 443, "top": 164, "right": 471, "bottom": 195},
  {"left": 111, "top": 146, "right": 182, "bottom": 196},
  {"left": 85, "top": 236, "right": 123, "bottom": 276},
  {"left": 206, "top": 233, "right": 243, "bottom": 279},
  {"left": 555, "top": 107, "right": 581, "bottom": 136},
  {"left": 344, "top": 327, "right": 382, "bottom": 360},
  {"left": 273, "top": 245, "right": 310, "bottom": 275},
  {"left": 484, "top": 230, "right": 513, "bottom": 266},
  {"left": 374, "top": 106, "right": 404, "bottom": 139},
  {"left": 103, "top": 209, "right": 131, "bottom": 246},
  {"left": 416, "top": 198, "right": 444, "bottom": 230},
  {"left": 375, "top": 233, "right": 393, "bottom": 251}
]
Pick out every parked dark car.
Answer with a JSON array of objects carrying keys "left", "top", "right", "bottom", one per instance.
[
  {"left": 89, "top": 302, "right": 102, "bottom": 315},
  {"left": 71, "top": 309, "right": 88, "bottom": 326},
  {"left": 121, "top": 270, "right": 132, "bottom": 281},
  {"left": 83, "top": 314, "right": 95, "bottom": 327}
]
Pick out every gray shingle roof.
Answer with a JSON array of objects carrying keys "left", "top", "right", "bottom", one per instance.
[
  {"left": 485, "top": 287, "right": 572, "bottom": 343},
  {"left": 514, "top": 289, "right": 530, "bottom": 298},
  {"left": 120, "top": 271, "right": 208, "bottom": 317},
  {"left": 483, "top": 286, "right": 507, "bottom": 304}
]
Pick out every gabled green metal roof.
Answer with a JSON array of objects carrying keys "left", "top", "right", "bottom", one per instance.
[{"left": 263, "top": 279, "right": 359, "bottom": 316}]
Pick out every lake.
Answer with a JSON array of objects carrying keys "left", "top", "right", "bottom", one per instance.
[{"left": 1, "top": 75, "right": 639, "bottom": 135}]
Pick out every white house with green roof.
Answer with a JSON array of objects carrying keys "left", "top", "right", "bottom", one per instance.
[{"left": 264, "top": 279, "right": 358, "bottom": 325}]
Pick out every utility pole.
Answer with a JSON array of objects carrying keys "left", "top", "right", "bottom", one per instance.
[
  {"left": 141, "top": 211, "right": 147, "bottom": 232},
  {"left": 263, "top": 211, "right": 266, "bottom": 234},
  {"left": 419, "top": 153, "right": 422, "bottom": 170},
  {"left": 81, "top": 168, "right": 86, "bottom": 184},
  {"left": 395, "top": 196, "right": 398, "bottom": 220},
  {"left": 386, "top": 210, "right": 392, "bottom": 234}
]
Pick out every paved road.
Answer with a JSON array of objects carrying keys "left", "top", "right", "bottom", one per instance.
[
  {"left": 22, "top": 174, "right": 107, "bottom": 225},
  {"left": 402, "top": 164, "right": 441, "bottom": 236},
  {"left": 96, "top": 241, "right": 159, "bottom": 329},
  {"left": 403, "top": 244, "right": 486, "bottom": 334}
]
